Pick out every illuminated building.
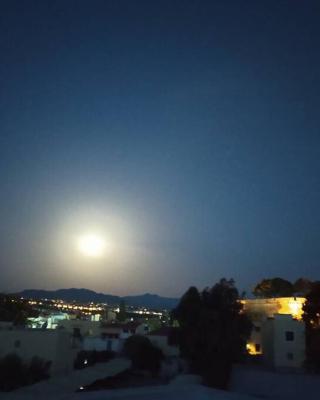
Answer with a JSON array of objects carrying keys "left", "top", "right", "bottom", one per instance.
[
  {"left": 242, "top": 297, "right": 306, "bottom": 368},
  {"left": 28, "top": 312, "right": 69, "bottom": 329},
  {"left": 241, "top": 297, "right": 305, "bottom": 321}
]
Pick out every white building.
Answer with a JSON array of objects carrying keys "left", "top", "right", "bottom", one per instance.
[
  {"left": 83, "top": 336, "right": 122, "bottom": 352},
  {"left": 0, "top": 328, "right": 79, "bottom": 376},
  {"left": 28, "top": 312, "right": 69, "bottom": 329},
  {"left": 262, "top": 314, "right": 305, "bottom": 369},
  {"left": 58, "top": 318, "right": 101, "bottom": 337},
  {"left": 242, "top": 297, "right": 306, "bottom": 369},
  {"left": 83, "top": 322, "right": 149, "bottom": 353}
]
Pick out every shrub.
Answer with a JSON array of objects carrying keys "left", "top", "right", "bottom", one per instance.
[
  {"left": 0, "top": 354, "right": 50, "bottom": 391},
  {"left": 28, "top": 356, "right": 51, "bottom": 383},
  {"left": 123, "top": 335, "right": 164, "bottom": 376},
  {"left": 0, "top": 354, "right": 28, "bottom": 391}
]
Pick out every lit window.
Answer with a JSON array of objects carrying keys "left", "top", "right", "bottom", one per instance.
[{"left": 285, "top": 331, "right": 294, "bottom": 341}]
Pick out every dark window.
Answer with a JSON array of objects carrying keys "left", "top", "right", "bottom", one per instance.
[
  {"left": 254, "top": 326, "right": 261, "bottom": 332},
  {"left": 73, "top": 327, "right": 81, "bottom": 337},
  {"left": 123, "top": 329, "right": 128, "bottom": 333},
  {"left": 255, "top": 343, "right": 261, "bottom": 352},
  {"left": 287, "top": 352, "right": 294, "bottom": 360},
  {"left": 14, "top": 340, "right": 21, "bottom": 348},
  {"left": 285, "top": 331, "right": 294, "bottom": 341}
]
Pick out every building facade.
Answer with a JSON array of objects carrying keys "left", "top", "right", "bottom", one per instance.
[
  {"left": 242, "top": 297, "right": 306, "bottom": 369},
  {"left": 262, "top": 314, "right": 305, "bottom": 369},
  {"left": 83, "top": 322, "right": 150, "bottom": 353},
  {"left": 0, "top": 328, "right": 78, "bottom": 376}
]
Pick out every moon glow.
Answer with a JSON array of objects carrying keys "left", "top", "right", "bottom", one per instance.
[{"left": 77, "top": 233, "right": 107, "bottom": 258}]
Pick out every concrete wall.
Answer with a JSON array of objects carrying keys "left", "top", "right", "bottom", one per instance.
[
  {"left": 0, "top": 329, "right": 77, "bottom": 376},
  {"left": 0, "top": 321, "right": 13, "bottom": 329},
  {"left": 83, "top": 337, "right": 123, "bottom": 353},
  {"left": 58, "top": 319, "right": 101, "bottom": 337},
  {"left": 100, "top": 323, "right": 147, "bottom": 340},
  {"left": 264, "top": 314, "right": 305, "bottom": 369},
  {"left": 148, "top": 335, "right": 180, "bottom": 357},
  {"left": 261, "top": 317, "right": 274, "bottom": 366}
]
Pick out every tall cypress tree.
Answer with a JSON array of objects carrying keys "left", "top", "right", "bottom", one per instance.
[
  {"left": 173, "top": 279, "right": 252, "bottom": 389},
  {"left": 117, "top": 300, "right": 127, "bottom": 322}
]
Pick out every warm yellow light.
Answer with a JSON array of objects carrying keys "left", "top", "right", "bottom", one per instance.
[
  {"left": 77, "top": 234, "right": 107, "bottom": 257},
  {"left": 246, "top": 342, "right": 262, "bottom": 355},
  {"left": 288, "top": 300, "right": 299, "bottom": 317},
  {"left": 278, "top": 297, "right": 305, "bottom": 320},
  {"left": 241, "top": 297, "right": 305, "bottom": 320}
]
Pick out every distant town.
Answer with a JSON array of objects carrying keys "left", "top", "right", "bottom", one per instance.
[{"left": 24, "top": 296, "right": 166, "bottom": 328}]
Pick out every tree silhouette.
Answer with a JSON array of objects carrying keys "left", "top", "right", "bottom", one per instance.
[
  {"left": 171, "top": 286, "right": 201, "bottom": 365},
  {"left": 293, "top": 278, "right": 313, "bottom": 295},
  {"left": 0, "top": 294, "right": 38, "bottom": 326},
  {"left": 123, "top": 335, "right": 163, "bottom": 376},
  {"left": 173, "top": 279, "right": 252, "bottom": 389},
  {"left": 302, "top": 281, "right": 320, "bottom": 371},
  {"left": 0, "top": 354, "right": 50, "bottom": 391},
  {"left": 117, "top": 300, "right": 127, "bottom": 322},
  {"left": 253, "top": 277, "right": 294, "bottom": 298}
]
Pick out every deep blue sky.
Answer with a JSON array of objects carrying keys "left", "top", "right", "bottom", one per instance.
[{"left": 1, "top": 0, "right": 319, "bottom": 297}]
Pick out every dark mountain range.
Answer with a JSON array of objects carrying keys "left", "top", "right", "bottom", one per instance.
[{"left": 15, "top": 288, "right": 179, "bottom": 310}]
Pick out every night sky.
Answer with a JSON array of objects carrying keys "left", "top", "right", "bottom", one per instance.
[{"left": 1, "top": 0, "right": 319, "bottom": 297}]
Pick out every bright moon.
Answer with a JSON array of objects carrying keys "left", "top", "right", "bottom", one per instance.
[{"left": 77, "top": 234, "right": 107, "bottom": 258}]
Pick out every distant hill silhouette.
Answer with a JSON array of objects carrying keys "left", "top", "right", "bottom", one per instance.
[{"left": 15, "top": 288, "right": 179, "bottom": 310}]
